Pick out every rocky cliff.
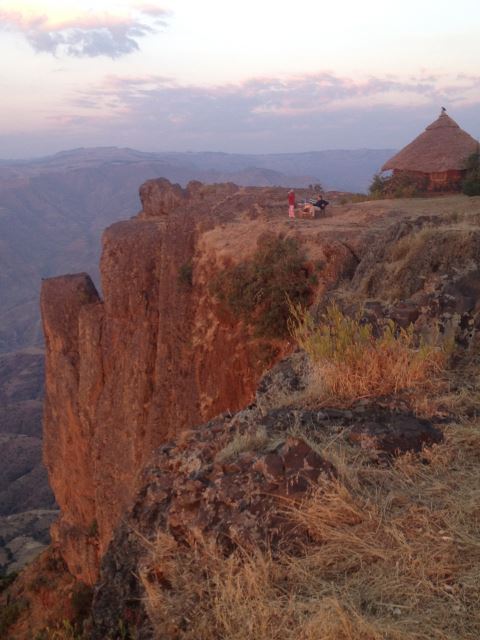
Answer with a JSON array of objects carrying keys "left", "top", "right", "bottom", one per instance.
[
  {"left": 39, "top": 182, "right": 480, "bottom": 588},
  {"left": 39, "top": 180, "right": 363, "bottom": 585},
  {"left": 4, "top": 183, "right": 480, "bottom": 638}
]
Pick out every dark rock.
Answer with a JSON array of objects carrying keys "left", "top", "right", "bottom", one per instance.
[
  {"left": 254, "top": 453, "right": 284, "bottom": 483},
  {"left": 389, "top": 301, "right": 420, "bottom": 328},
  {"left": 279, "top": 438, "right": 334, "bottom": 493},
  {"left": 256, "top": 351, "right": 308, "bottom": 408},
  {"left": 347, "top": 414, "right": 443, "bottom": 455},
  {"left": 363, "top": 299, "right": 387, "bottom": 322},
  {"left": 352, "top": 218, "right": 480, "bottom": 302}
]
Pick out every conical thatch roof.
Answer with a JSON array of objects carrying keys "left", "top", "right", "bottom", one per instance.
[{"left": 382, "top": 111, "right": 478, "bottom": 173}]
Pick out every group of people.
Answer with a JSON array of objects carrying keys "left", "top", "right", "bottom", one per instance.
[{"left": 288, "top": 189, "right": 329, "bottom": 220}]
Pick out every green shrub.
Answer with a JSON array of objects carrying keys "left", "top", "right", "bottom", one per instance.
[
  {"left": 211, "top": 233, "right": 315, "bottom": 338},
  {"left": 87, "top": 519, "right": 98, "bottom": 538},
  {"left": 34, "top": 620, "right": 85, "bottom": 640},
  {"left": 369, "top": 172, "right": 428, "bottom": 198},
  {"left": 462, "top": 151, "right": 480, "bottom": 196},
  {"left": 29, "top": 573, "right": 50, "bottom": 593},
  {"left": 0, "top": 602, "right": 22, "bottom": 636},
  {"left": 0, "top": 572, "right": 17, "bottom": 594},
  {"left": 369, "top": 173, "right": 388, "bottom": 197},
  {"left": 178, "top": 261, "right": 193, "bottom": 288},
  {"left": 71, "top": 583, "right": 93, "bottom": 622}
]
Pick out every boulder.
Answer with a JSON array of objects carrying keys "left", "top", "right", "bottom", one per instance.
[{"left": 348, "top": 414, "right": 443, "bottom": 455}]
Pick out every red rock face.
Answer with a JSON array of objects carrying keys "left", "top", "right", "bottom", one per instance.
[
  {"left": 41, "top": 274, "right": 102, "bottom": 583},
  {"left": 40, "top": 180, "right": 361, "bottom": 584}
]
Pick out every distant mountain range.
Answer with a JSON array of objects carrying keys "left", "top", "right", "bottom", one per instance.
[
  {"left": 1, "top": 146, "right": 395, "bottom": 191},
  {"left": 0, "top": 145, "right": 394, "bottom": 354}
]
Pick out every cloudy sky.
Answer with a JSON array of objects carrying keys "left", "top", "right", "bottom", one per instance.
[{"left": 1, "top": 0, "right": 479, "bottom": 157}]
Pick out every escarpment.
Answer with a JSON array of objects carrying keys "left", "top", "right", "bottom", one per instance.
[
  {"left": 40, "top": 180, "right": 364, "bottom": 584},
  {"left": 40, "top": 181, "right": 480, "bottom": 592}
]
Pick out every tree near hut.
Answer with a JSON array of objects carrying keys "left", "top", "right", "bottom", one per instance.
[
  {"left": 368, "top": 171, "right": 427, "bottom": 199},
  {"left": 462, "top": 149, "right": 480, "bottom": 196}
]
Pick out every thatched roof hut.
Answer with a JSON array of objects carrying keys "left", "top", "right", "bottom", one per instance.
[{"left": 382, "top": 110, "right": 478, "bottom": 191}]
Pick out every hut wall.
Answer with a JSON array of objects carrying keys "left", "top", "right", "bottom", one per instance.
[
  {"left": 428, "top": 170, "right": 465, "bottom": 191},
  {"left": 392, "top": 169, "right": 466, "bottom": 192}
]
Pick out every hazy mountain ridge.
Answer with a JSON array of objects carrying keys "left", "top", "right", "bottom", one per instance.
[
  {"left": 0, "top": 146, "right": 393, "bottom": 355},
  {"left": 0, "top": 146, "right": 394, "bottom": 190}
]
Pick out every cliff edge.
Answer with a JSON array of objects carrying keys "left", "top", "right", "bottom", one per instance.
[
  {"left": 4, "top": 184, "right": 480, "bottom": 637},
  {"left": 38, "top": 180, "right": 362, "bottom": 584}
]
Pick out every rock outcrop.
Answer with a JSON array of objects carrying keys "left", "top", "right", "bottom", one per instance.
[
  {"left": 39, "top": 181, "right": 478, "bottom": 592},
  {"left": 39, "top": 180, "right": 362, "bottom": 584},
  {"left": 4, "top": 183, "right": 478, "bottom": 639}
]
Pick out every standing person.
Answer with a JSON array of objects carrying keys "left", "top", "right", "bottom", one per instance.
[{"left": 288, "top": 189, "right": 295, "bottom": 219}]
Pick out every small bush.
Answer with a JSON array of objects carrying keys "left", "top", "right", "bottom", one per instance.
[
  {"left": 178, "top": 261, "right": 193, "bottom": 288},
  {"left": 0, "top": 602, "right": 22, "bottom": 636},
  {"left": 462, "top": 151, "right": 480, "bottom": 196},
  {"left": 369, "top": 172, "right": 428, "bottom": 198},
  {"left": 87, "top": 519, "right": 98, "bottom": 538},
  {"left": 369, "top": 173, "right": 389, "bottom": 197},
  {"left": 29, "top": 573, "right": 51, "bottom": 593},
  {"left": 0, "top": 572, "right": 17, "bottom": 594},
  {"left": 71, "top": 583, "right": 93, "bottom": 622},
  {"left": 34, "top": 620, "right": 85, "bottom": 640},
  {"left": 288, "top": 302, "right": 449, "bottom": 406},
  {"left": 211, "top": 233, "right": 315, "bottom": 338}
]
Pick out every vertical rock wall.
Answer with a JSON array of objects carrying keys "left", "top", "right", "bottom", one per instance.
[
  {"left": 40, "top": 182, "right": 275, "bottom": 583},
  {"left": 40, "top": 179, "right": 359, "bottom": 584}
]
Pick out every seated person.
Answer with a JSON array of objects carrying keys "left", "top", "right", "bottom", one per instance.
[{"left": 313, "top": 194, "right": 329, "bottom": 210}]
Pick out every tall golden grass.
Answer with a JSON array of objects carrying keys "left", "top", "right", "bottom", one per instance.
[
  {"left": 288, "top": 302, "right": 450, "bottom": 408},
  {"left": 141, "top": 422, "right": 480, "bottom": 639}
]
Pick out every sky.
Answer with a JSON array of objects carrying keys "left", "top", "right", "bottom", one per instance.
[{"left": 0, "top": 0, "right": 480, "bottom": 158}]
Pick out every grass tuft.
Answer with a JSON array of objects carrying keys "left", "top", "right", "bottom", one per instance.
[
  {"left": 288, "top": 302, "right": 450, "bottom": 411},
  {"left": 215, "top": 426, "right": 270, "bottom": 463}
]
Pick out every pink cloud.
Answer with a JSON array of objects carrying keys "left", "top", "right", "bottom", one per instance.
[{"left": 0, "top": 6, "right": 169, "bottom": 58}]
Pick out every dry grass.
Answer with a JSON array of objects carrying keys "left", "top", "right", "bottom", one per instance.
[
  {"left": 32, "top": 621, "right": 84, "bottom": 639},
  {"left": 288, "top": 303, "right": 450, "bottom": 411},
  {"left": 141, "top": 422, "right": 480, "bottom": 639},
  {"left": 388, "top": 226, "right": 437, "bottom": 263},
  {"left": 215, "top": 425, "right": 270, "bottom": 463}
]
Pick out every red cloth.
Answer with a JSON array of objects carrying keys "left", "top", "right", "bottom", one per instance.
[{"left": 288, "top": 191, "right": 295, "bottom": 205}]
